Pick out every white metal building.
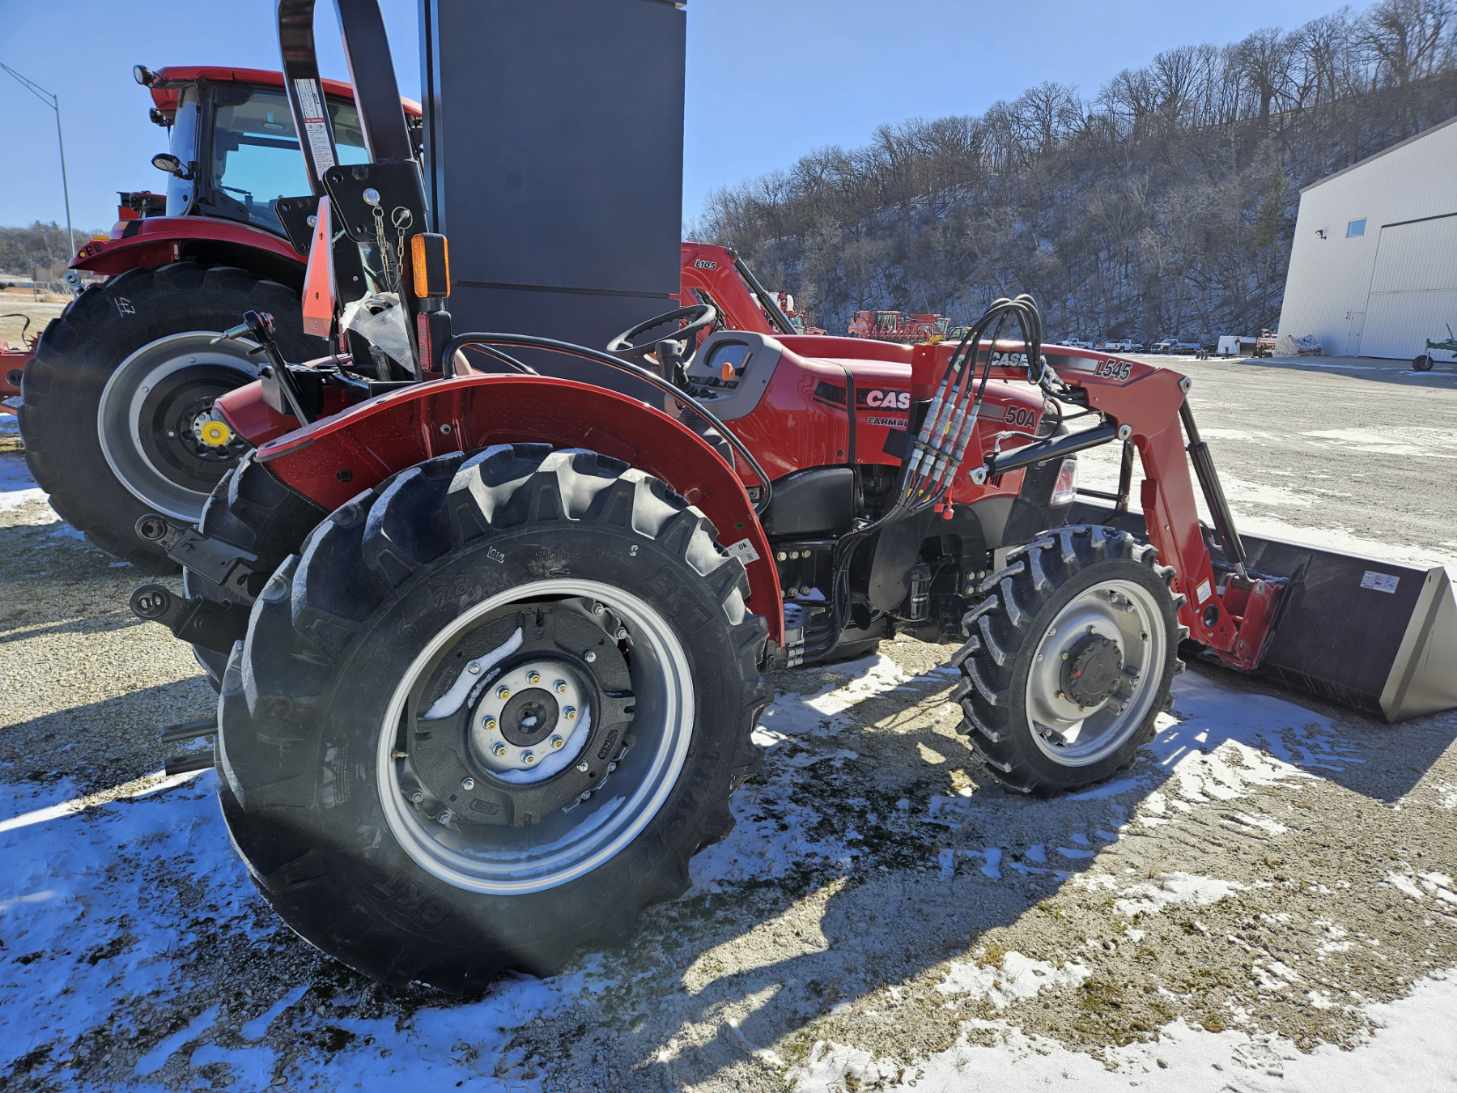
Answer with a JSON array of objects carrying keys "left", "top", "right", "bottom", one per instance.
[{"left": 1278, "top": 115, "right": 1457, "bottom": 360}]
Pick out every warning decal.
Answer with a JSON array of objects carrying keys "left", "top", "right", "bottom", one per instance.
[{"left": 293, "top": 78, "right": 336, "bottom": 174}]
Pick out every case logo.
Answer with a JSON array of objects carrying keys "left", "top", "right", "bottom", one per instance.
[{"left": 864, "top": 389, "right": 910, "bottom": 410}]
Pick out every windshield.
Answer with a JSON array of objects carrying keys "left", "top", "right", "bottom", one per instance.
[{"left": 210, "top": 85, "right": 368, "bottom": 235}]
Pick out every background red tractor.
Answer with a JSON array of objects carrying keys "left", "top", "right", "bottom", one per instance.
[
  {"left": 848, "top": 309, "right": 953, "bottom": 343},
  {"left": 17, "top": 65, "right": 393, "bottom": 567}
]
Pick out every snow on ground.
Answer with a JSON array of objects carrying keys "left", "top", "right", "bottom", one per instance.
[
  {"left": 936, "top": 952, "right": 1090, "bottom": 1009},
  {"left": 0, "top": 771, "right": 598, "bottom": 1089},
  {"left": 0, "top": 449, "right": 44, "bottom": 511},
  {"left": 789, "top": 969, "right": 1457, "bottom": 1092}
]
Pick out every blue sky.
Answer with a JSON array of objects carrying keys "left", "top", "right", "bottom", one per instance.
[{"left": 3, "top": 0, "right": 1345, "bottom": 233}]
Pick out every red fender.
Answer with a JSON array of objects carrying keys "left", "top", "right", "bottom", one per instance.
[
  {"left": 252, "top": 374, "right": 784, "bottom": 641},
  {"left": 71, "top": 216, "right": 304, "bottom": 277}
]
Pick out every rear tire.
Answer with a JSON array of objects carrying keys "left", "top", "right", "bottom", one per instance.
[
  {"left": 951, "top": 526, "right": 1183, "bottom": 795},
  {"left": 19, "top": 261, "right": 317, "bottom": 570},
  {"left": 1412, "top": 354, "right": 1434, "bottom": 372},
  {"left": 217, "top": 445, "right": 769, "bottom": 990}
]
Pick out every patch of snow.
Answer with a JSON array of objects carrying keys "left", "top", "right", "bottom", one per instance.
[
  {"left": 791, "top": 970, "right": 1457, "bottom": 1092},
  {"left": 240, "top": 984, "right": 309, "bottom": 1042},
  {"left": 936, "top": 952, "right": 1090, "bottom": 1009},
  {"left": 0, "top": 453, "right": 45, "bottom": 511},
  {"left": 1112, "top": 872, "right": 1243, "bottom": 917},
  {"left": 695, "top": 656, "right": 920, "bottom": 890},
  {"left": 135, "top": 1004, "right": 220, "bottom": 1076}
]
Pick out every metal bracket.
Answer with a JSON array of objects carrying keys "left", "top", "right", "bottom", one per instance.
[
  {"left": 134, "top": 515, "right": 262, "bottom": 604},
  {"left": 130, "top": 583, "right": 251, "bottom": 655}
]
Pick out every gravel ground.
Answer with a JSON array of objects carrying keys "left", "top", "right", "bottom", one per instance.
[{"left": 1, "top": 354, "right": 1455, "bottom": 1091}]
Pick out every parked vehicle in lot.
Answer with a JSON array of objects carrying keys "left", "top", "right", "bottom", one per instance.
[{"left": 1152, "top": 339, "right": 1204, "bottom": 355}]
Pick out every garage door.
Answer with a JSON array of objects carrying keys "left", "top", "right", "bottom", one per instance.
[{"left": 1360, "top": 213, "right": 1457, "bottom": 359}]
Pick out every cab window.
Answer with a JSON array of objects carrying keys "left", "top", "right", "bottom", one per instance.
[{"left": 210, "top": 85, "right": 369, "bottom": 234}]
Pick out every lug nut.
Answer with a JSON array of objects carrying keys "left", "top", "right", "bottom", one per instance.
[
  {"left": 484, "top": 716, "right": 498, "bottom": 731},
  {"left": 438, "top": 809, "right": 453, "bottom": 825},
  {"left": 522, "top": 751, "right": 538, "bottom": 765},
  {"left": 410, "top": 791, "right": 425, "bottom": 805},
  {"left": 527, "top": 671, "right": 542, "bottom": 685},
  {"left": 563, "top": 706, "right": 577, "bottom": 721},
  {"left": 491, "top": 741, "right": 508, "bottom": 758},
  {"left": 593, "top": 603, "right": 606, "bottom": 615},
  {"left": 468, "top": 662, "right": 481, "bottom": 674},
  {"left": 496, "top": 685, "right": 511, "bottom": 700},
  {"left": 461, "top": 776, "right": 476, "bottom": 791},
  {"left": 550, "top": 735, "right": 565, "bottom": 750},
  {"left": 576, "top": 761, "right": 590, "bottom": 773},
  {"left": 554, "top": 679, "right": 568, "bottom": 695},
  {"left": 616, "top": 627, "right": 628, "bottom": 641},
  {"left": 584, "top": 651, "right": 597, "bottom": 663}
]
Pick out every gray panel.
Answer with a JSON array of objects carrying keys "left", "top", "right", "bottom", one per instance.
[{"left": 422, "top": 0, "right": 686, "bottom": 347}]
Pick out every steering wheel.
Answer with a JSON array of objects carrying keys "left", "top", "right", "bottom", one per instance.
[{"left": 606, "top": 303, "right": 717, "bottom": 382}]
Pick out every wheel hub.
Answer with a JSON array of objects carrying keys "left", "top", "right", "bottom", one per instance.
[
  {"left": 402, "top": 606, "right": 635, "bottom": 827},
  {"left": 380, "top": 581, "right": 694, "bottom": 896},
  {"left": 97, "top": 330, "right": 258, "bottom": 520},
  {"left": 1061, "top": 634, "right": 1123, "bottom": 707},
  {"left": 468, "top": 657, "right": 592, "bottom": 775}
]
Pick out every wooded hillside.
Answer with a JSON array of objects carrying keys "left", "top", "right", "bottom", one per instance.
[
  {"left": 698, "top": 0, "right": 1457, "bottom": 342},
  {"left": 0, "top": 223, "right": 100, "bottom": 286}
]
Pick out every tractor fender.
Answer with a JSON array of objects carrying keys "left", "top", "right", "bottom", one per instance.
[
  {"left": 252, "top": 373, "right": 784, "bottom": 641},
  {"left": 71, "top": 216, "right": 305, "bottom": 285}
]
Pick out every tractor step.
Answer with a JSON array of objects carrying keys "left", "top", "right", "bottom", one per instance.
[{"left": 160, "top": 717, "right": 218, "bottom": 776}]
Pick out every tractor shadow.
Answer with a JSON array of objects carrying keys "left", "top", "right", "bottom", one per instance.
[{"left": 572, "top": 646, "right": 1457, "bottom": 1088}]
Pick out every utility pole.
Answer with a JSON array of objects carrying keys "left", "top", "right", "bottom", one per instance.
[{"left": 1, "top": 62, "right": 77, "bottom": 259}]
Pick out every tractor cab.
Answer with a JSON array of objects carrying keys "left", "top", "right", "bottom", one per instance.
[{"left": 133, "top": 65, "right": 422, "bottom": 238}]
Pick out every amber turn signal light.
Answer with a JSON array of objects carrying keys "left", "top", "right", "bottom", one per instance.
[{"left": 411, "top": 232, "right": 451, "bottom": 299}]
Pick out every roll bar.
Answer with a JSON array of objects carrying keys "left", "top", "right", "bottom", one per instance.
[
  {"left": 276, "top": 0, "right": 431, "bottom": 373},
  {"left": 277, "top": 0, "right": 416, "bottom": 193}
]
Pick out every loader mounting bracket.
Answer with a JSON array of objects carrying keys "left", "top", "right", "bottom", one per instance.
[
  {"left": 133, "top": 514, "right": 263, "bottom": 606},
  {"left": 130, "top": 583, "right": 251, "bottom": 655}
]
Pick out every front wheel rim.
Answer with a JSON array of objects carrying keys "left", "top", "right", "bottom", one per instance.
[
  {"left": 96, "top": 331, "right": 257, "bottom": 521},
  {"left": 377, "top": 578, "right": 695, "bottom": 896},
  {"left": 1024, "top": 578, "right": 1167, "bottom": 767}
]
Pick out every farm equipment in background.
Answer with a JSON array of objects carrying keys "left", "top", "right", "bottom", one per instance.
[
  {"left": 1253, "top": 329, "right": 1279, "bottom": 357},
  {"left": 848, "top": 309, "right": 951, "bottom": 342},
  {"left": 126, "top": 0, "right": 1457, "bottom": 995},
  {"left": 0, "top": 315, "right": 35, "bottom": 416},
  {"left": 1413, "top": 324, "right": 1456, "bottom": 372}
]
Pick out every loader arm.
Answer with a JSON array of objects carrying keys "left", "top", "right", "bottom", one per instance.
[{"left": 946, "top": 342, "right": 1279, "bottom": 670}]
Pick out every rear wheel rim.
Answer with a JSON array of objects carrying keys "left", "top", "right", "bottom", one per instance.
[
  {"left": 1024, "top": 578, "right": 1166, "bottom": 767},
  {"left": 96, "top": 331, "right": 257, "bottom": 521},
  {"left": 378, "top": 577, "right": 695, "bottom": 896}
]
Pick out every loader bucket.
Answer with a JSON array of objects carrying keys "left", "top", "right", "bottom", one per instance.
[
  {"left": 1070, "top": 503, "right": 1457, "bottom": 721},
  {"left": 1236, "top": 533, "right": 1457, "bottom": 722}
]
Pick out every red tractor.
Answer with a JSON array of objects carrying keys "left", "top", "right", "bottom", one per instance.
[
  {"left": 849, "top": 309, "right": 952, "bottom": 343},
  {"left": 13, "top": 65, "right": 791, "bottom": 569},
  {"left": 126, "top": 0, "right": 1456, "bottom": 994}
]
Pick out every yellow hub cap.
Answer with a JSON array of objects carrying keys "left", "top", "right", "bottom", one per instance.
[{"left": 198, "top": 419, "right": 233, "bottom": 448}]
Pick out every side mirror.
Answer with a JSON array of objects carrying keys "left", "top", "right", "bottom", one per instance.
[{"left": 150, "top": 153, "right": 193, "bottom": 180}]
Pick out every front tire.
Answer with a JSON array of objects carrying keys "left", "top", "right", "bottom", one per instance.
[
  {"left": 217, "top": 445, "right": 769, "bottom": 990},
  {"left": 1413, "top": 354, "right": 1434, "bottom": 372},
  {"left": 19, "top": 261, "right": 317, "bottom": 570},
  {"left": 952, "top": 525, "right": 1183, "bottom": 794}
]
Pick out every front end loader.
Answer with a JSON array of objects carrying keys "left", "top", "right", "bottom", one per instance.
[{"left": 128, "top": 0, "right": 1456, "bottom": 992}]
